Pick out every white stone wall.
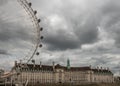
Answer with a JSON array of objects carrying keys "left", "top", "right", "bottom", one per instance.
[
  {"left": 54, "top": 69, "right": 64, "bottom": 83},
  {"left": 64, "top": 71, "right": 90, "bottom": 84},
  {"left": 92, "top": 73, "right": 114, "bottom": 83},
  {"left": 12, "top": 69, "right": 55, "bottom": 84},
  {"left": 11, "top": 66, "right": 114, "bottom": 84}
]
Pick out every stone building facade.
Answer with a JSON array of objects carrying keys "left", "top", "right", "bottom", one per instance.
[
  {"left": 0, "top": 69, "right": 4, "bottom": 83},
  {"left": 11, "top": 61, "right": 114, "bottom": 85}
]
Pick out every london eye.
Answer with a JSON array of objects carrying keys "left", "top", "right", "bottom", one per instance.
[{"left": 0, "top": 0, "right": 43, "bottom": 69}]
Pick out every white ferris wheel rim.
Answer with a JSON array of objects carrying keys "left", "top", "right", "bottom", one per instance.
[{"left": 17, "top": 0, "right": 42, "bottom": 63}]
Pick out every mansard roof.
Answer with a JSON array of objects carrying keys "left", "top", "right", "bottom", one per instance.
[
  {"left": 12, "top": 63, "right": 113, "bottom": 74},
  {"left": 26, "top": 64, "right": 53, "bottom": 71},
  {"left": 69, "top": 67, "right": 91, "bottom": 71},
  {"left": 13, "top": 63, "right": 91, "bottom": 71},
  {"left": 92, "top": 69, "right": 113, "bottom": 74},
  {"left": 55, "top": 64, "right": 91, "bottom": 71},
  {"left": 13, "top": 63, "right": 53, "bottom": 71},
  {"left": 55, "top": 64, "right": 66, "bottom": 69}
]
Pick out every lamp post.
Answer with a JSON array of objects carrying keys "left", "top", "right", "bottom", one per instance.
[
  {"left": 5, "top": 78, "right": 6, "bottom": 86},
  {"left": 11, "top": 77, "right": 12, "bottom": 86},
  {"left": 70, "top": 78, "right": 72, "bottom": 86}
]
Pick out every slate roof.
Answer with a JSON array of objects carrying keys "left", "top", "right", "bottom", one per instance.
[
  {"left": 12, "top": 63, "right": 113, "bottom": 74},
  {"left": 92, "top": 69, "right": 113, "bottom": 74}
]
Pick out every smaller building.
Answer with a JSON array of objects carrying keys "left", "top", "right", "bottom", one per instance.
[
  {"left": 92, "top": 68, "right": 113, "bottom": 83},
  {"left": 114, "top": 76, "right": 120, "bottom": 82}
]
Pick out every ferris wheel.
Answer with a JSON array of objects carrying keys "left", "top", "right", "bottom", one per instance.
[
  {"left": 0, "top": 0, "right": 43, "bottom": 68},
  {"left": 17, "top": 0, "right": 43, "bottom": 63}
]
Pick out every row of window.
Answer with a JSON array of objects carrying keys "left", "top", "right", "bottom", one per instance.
[
  {"left": 21, "top": 75, "right": 53, "bottom": 79},
  {"left": 21, "top": 79, "right": 54, "bottom": 83},
  {"left": 20, "top": 70, "right": 53, "bottom": 73},
  {"left": 94, "top": 77, "right": 113, "bottom": 82},
  {"left": 65, "top": 72, "right": 88, "bottom": 74}
]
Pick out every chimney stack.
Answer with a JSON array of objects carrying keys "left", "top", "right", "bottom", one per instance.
[
  {"left": 107, "top": 67, "right": 109, "bottom": 71},
  {"left": 40, "top": 61, "right": 42, "bottom": 68},
  {"left": 101, "top": 67, "right": 102, "bottom": 70},
  {"left": 15, "top": 61, "right": 17, "bottom": 66},
  {"left": 97, "top": 66, "right": 99, "bottom": 70},
  {"left": 53, "top": 61, "right": 55, "bottom": 70},
  {"left": 89, "top": 65, "right": 92, "bottom": 69}
]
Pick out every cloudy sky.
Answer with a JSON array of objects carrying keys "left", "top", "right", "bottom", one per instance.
[{"left": 0, "top": 0, "right": 120, "bottom": 75}]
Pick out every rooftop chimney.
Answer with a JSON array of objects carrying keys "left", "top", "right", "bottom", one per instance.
[
  {"left": 40, "top": 61, "right": 42, "bottom": 68},
  {"left": 107, "top": 67, "right": 109, "bottom": 71},
  {"left": 15, "top": 61, "right": 17, "bottom": 66},
  {"left": 97, "top": 66, "right": 99, "bottom": 69},
  {"left": 89, "top": 65, "right": 92, "bottom": 69},
  {"left": 53, "top": 61, "right": 55, "bottom": 70},
  {"left": 101, "top": 67, "right": 102, "bottom": 70}
]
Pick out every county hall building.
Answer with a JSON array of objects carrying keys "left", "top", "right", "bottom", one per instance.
[{"left": 11, "top": 60, "right": 114, "bottom": 85}]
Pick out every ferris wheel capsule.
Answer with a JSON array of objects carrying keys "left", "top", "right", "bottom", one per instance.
[
  {"left": 39, "top": 44, "right": 42, "bottom": 48},
  {"left": 28, "top": 2, "right": 32, "bottom": 7},
  {"left": 34, "top": 10, "right": 37, "bottom": 15},
  {"left": 40, "top": 36, "right": 44, "bottom": 39},
  {"left": 36, "top": 52, "right": 40, "bottom": 55},
  {"left": 38, "top": 19, "right": 41, "bottom": 23},
  {"left": 40, "top": 27, "right": 43, "bottom": 31}
]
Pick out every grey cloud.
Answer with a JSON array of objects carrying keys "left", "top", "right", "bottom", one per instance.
[
  {"left": 0, "top": 49, "right": 8, "bottom": 55},
  {"left": 90, "top": 55, "right": 120, "bottom": 70},
  {"left": 0, "top": 21, "right": 36, "bottom": 59},
  {"left": 0, "top": 20, "right": 37, "bottom": 57},
  {"left": 0, "top": 20, "right": 34, "bottom": 42},
  {"left": 44, "top": 18, "right": 99, "bottom": 51},
  {"left": 44, "top": 29, "right": 79, "bottom": 51},
  {"left": 41, "top": 54, "right": 67, "bottom": 65},
  {"left": 98, "top": 0, "right": 120, "bottom": 48},
  {"left": 0, "top": 0, "right": 35, "bottom": 43},
  {"left": 101, "top": 0, "right": 120, "bottom": 15},
  {"left": 91, "top": 57, "right": 109, "bottom": 66},
  {"left": 0, "top": 0, "right": 8, "bottom": 6},
  {"left": 54, "top": 54, "right": 67, "bottom": 65},
  {"left": 33, "top": 0, "right": 120, "bottom": 54},
  {"left": 73, "top": 17, "right": 99, "bottom": 45},
  {"left": 100, "top": 1, "right": 120, "bottom": 28},
  {"left": 36, "top": 0, "right": 120, "bottom": 59},
  {"left": 42, "top": 5, "right": 100, "bottom": 51},
  {"left": 113, "top": 66, "right": 120, "bottom": 69}
]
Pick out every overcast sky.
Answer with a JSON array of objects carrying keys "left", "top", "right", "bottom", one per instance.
[{"left": 0, "top": 0, "right": 120, "bottom": 75}]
